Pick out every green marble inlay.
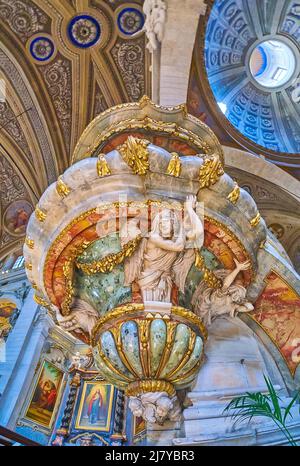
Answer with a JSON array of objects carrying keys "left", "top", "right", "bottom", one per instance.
[
  {"left": 179, "top": 247, "right": 221, "bottom": 309},
  {"left": 101, "top": 331, "right": 133, "bottom": 379},
  {"left": 160, "top": 323, "right": 190, "bottom": 378},
  {"left": 173, "top": 335, "right": 203, "bottom": 380},
  {"left": 150, "top": 319, "right": 167, "bottom": 375},
  {"left": 77, "top": 233, "right": 121, "bottom": 263},
  {"left": 121, "top": 321, "right": 143, "bottom": 377},
  {"left": 73, "top": 233, "right": 132, "bottom": 316},
  {"left": 93, "top": 350, "right": 127, "bottom": 388}
]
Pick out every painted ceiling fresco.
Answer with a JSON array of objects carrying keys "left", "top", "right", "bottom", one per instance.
[{"left": 0, "top": 0, "right": 150, "bottom": 261}]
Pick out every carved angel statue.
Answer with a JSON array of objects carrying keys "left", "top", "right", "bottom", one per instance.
[
  {"left": 128, "top": 392, "right": 182, "bottom": 425},
  {"left": 124, "top": 195, "right": 204, "bottom": 303},
  {"left": 143, "top": 0, "right": 167, "bottom": 52},
  {"left": 191, "top": 258, "right": 254, "bottom": 326}
]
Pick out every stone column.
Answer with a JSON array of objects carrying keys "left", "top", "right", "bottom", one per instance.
[
  {"left": 0, "top": 295, "right": 54, "bottom": 428},
  {"left": 151, "top": 0, "right": 207, "bottom": 105}
]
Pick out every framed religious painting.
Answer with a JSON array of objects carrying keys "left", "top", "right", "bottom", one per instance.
[
  {"left": 75, "top": 381, "right": 115, "bottom": 432},
  {"left": 24, "top": 359, "right": 64, "bottom": 429},
  {"left": 133, "top": 415, "right": 146, "bottom": 440}
]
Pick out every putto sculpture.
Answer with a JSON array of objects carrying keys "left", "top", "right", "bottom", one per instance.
[
  {"left": 142, "top": 0, "right": 167, "bottom": 52},
  {"left": 24, "top": 97, "right": 266, "bottom": 424}
]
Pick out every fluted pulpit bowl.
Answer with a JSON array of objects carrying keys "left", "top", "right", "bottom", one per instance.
[{"left": 91, "top": 303, "right": 207, "bottom": 396}]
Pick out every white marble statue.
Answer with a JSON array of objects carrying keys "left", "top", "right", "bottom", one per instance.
[
  {"left": 143, "top": 0, "right": 167, "bottom": 52},
  {"left": 129, "top": 392, "right": 181, "bottom": 425},
  {"left": 192, "top": 258, "right": 254, "bottom": 326},
  {"left": 124, "top": 195, "right": 204, "bottom": 302},
  {"left": 71, "top": 351, "right": 82, "bottom": 369},
  {"left": 56, "top": 298, "right": 98, "bottom": 337}
]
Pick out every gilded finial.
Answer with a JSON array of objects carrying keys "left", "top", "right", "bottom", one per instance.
[
  {"left": 167, "top": 152, "right": 181, "bottom": 177},
  {"left": 199, "top": 155, "right": 224, "bottom": 189},
  {"left": 35, "top": 205, "right": 47, "bottom": 222},
  {"left": 25, "top": 237, "right": 34, "bottom": 249},
  {"left": 227, "top": 183, "right": 240, "bottom": 204},
  {"left": 118, "top": 136, "right": 150, "bottom": 175},
  {"left": 56, "top": 176, "right": 71, "bottom": 198},
  {"left": 250, "top": 212, "right": 261, "bottom": 227},
  {"left": 25, "top": 262, "right": 32, "bottom": 271},
  {"left": 97, "top": 153, "right": 111, "bottom": 177}
]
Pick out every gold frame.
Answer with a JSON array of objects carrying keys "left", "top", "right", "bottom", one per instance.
[
  {"left": 133, "top": 415, "right": 146, "bottom": 440},
  {"left": 23, "top": 359, "right": 65, "bottom": 430},
  {"left": 75, "top": 381, "right": 115, "bottom": 432}
]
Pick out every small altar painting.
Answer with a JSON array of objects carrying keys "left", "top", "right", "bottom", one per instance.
[
  {"left": 25, "top": 360, "right": 64, "bottom": 428},
  {"left": 75, "top": 382, "right": 114, "bottom": 432},
  {"left": 133, "top": 415, "right": 146, "bottom": 438},
  {"left": 0, "top": 299, "right": 18, "bottom": 339},
  {"left": 251, "top": 271, "right": 300, "bottom": 374},
  {"left": 4, "top": 200, "right": 33, "bottom": 236}
]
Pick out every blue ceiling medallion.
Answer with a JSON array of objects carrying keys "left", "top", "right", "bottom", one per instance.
[
  {"left": 68, "top": 14, "right": 101, "bottom": 48},
  {"left": 29, "top": 36, "right": 55, "bottom": 62},
  {"left": 117, "top": 7, "right": 144, "bottom": 36}
]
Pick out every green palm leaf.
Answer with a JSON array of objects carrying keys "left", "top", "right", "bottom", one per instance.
[{"left": 224, "top": 376, "right": 300, "bottom": 446}]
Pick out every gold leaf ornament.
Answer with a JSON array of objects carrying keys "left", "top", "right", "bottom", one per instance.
[
  {"left": 227, "top": 183, "right": 240, "bottom": 204},
  {"left": 118, "top": 136, "right": 150, "bottom": 175},
  {"left": 56, "top": 176, "right": 71, "bottom": 198},
  {"left": 97, "top": 153, "right": 111, "bottom": 177},
  {"left": 167, "top": 152, "right": 181, "bottom": 177},
  {"left": 199, "top": 155, "right": 224, "bottom": 188}
]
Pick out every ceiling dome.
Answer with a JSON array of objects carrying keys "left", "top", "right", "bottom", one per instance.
[{"left": 204, "top": 0, "right": 300, "bottom": 155}]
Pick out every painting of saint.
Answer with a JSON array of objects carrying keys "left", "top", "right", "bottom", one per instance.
[
  {"left": 4, "top": 200, "right": 33, "bottom": 236},
  {"left": 25, "top": 360, "right": 64, "bottom": 428},
  {"left": 75, "top": 382, "right": 114, "bottom": 432},
  {"left": 0, "top": 299, "right": 18, "bottom": 340}
]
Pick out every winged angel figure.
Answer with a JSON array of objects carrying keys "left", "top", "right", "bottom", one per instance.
[
  {"left": 123, "top": 195, "right": 204, "bottom": 303},
  {"left": 57, "top": 195, "right": 253, "bottom": 337}
]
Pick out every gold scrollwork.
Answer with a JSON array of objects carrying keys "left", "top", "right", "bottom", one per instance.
[
  {"left": 167, "top": 152, "right": 181, "bottom": 177},
  {"left": 56, "top": 176, "right": 71, "bottom": 198},
  {"left": 34, "top": 294, "right": 51, "bottom": 308},
  {"left": 76, "top": 235, "right": 142, "bottom": 275},
  {"left": 227, "top": 183, "right": 240, "bottom": 204},
  {"left": 199, "top": 155, "right": 224, "bottom": 188},
  {"left": 87, "top": 117, "right": 213, "bottom": 160},
  {"left": 97, "top": 153, "right": 111, "bottom": 177}
]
